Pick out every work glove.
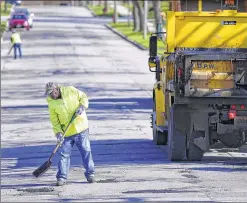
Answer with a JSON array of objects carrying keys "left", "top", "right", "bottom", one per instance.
[
  {"left": 56, "top": 132, "right": 64, "bottom": 145},
  {"left": 75, "top": 105, "right": 85, "bottom": 115}
]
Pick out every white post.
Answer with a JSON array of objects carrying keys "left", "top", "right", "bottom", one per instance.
[{"left": 144, "top": 0, "right": 148, "bottom": 39}]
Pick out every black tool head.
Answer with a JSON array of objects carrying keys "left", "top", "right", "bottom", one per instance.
[{"left": 32, "top": 160, "right": 52, "bottom": 178}]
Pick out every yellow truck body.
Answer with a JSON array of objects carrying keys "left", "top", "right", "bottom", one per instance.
[
  {"left": 166, "top": 10, "right": 247, "bottom": 52},
  {"left": 149, "top": 0, "right": 247, "bottom": 160}
]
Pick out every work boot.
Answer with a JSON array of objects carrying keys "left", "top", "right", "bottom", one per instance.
[
  {"left": 87, "top": 175, "right": 95, "bottom": 183},
  {"left": 56, "top": 178, "right": 66, "bottom": 186}
]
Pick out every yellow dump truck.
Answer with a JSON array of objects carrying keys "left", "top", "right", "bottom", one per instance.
[{"left": 148, "top": 0, "right": 247, "bottom": 161}]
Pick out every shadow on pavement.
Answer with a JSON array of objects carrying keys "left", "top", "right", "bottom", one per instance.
[
  {"left": 1, "top": 53, "right": 109, "bottom": 60},
  {"left": 188, "top": 166, "right": 247, "bottom": 172},
  {"left": 54, "top": 197, "right": 145, "bottom": 202},
  {"left": 33, "top": 15, "right": 128, "bottom": 23},
  {"left": 122, "top": 188, "right": 198, "bottom": 194},
  {"left": 2, "top": 104, "right": 152, "bottom": 126},
  {"left": 3, "top": 32, "right": 121, "bottom": 43},
  {"left": 33, "top": 17, "right": 112, "bottom": 25},
  {"left": 19, "top": 42, "right": 127, "bottom": 48},
  {"left": 1, "top": 96, "right": 152, "bottom": 109},
  {"left": 1, "top": 138, "right": 167, "bottom": 171}
]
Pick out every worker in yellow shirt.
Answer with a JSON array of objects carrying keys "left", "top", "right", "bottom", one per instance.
[
  {"left": 45, "top": 82, "right": 95, "bottom": 186},
  {"left": 10, "top": 30, "right": 22, "bottom": 59}
]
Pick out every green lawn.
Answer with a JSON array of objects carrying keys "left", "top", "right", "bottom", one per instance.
[
  {"left": 87, "top": 4, "right": 115, "bottom": 17},
  {"left": 1, "top": 1, "right": 12, "bottom": 38},
  {"left": 122, "top": 2, "right": 133, "bottom": 11},
  {"left": 109, "top": 22, "right": 166, "bottom": 55},
  {"left": 1, "top": 21, "right": 7, "bottom": 38},
  {"left": 88, "top": 2, "right": 167, "bottom": 55},
  {"left": 1, "top": 1, "right": 12, "bottom": 16}
]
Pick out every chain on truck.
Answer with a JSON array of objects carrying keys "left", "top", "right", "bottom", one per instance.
[{"left": 148, "top": 0, "right": 247, "bottom": 161}]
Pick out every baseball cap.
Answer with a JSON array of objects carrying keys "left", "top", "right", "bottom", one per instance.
[{"left": 45, "top": 82, "right": 57, "bottom": 95}]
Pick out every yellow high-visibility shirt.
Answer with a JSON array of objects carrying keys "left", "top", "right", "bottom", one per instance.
[
  {"left": 47, "top": 86, "right": 89, "bottom": 137},
  {"left": 11, "top": 33, "right": 22, "bottom": 44}
]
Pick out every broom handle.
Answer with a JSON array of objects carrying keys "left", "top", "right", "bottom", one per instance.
[
  {"left": 48, "top": 113, "right": 77, "bottom": 161},
  {"left": 8, "top": 45, "right": 14, "bottom": 55}
]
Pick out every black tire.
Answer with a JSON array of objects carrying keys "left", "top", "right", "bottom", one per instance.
[
  {"left": 152, "top": 98, "right": 167, "bottom": 145},
  {"left": 219, "top": 130, "right": 245, "bottom": 148},
  {"left": 186, "top": 142, "right": 204, "bottom": 161},
  {"left": 168, "top": 107, "right": 186, "bottom": 161},
  {"left": 154, "top": 130, "right": 168, "bottom": 145}
]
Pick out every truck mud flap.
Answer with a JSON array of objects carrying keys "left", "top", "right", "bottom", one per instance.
[{"left": 187, "top": 131, "right": 204, "bottom": 161}]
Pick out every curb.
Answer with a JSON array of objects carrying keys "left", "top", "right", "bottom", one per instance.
[
  {"left": 84, "top": 5, "right": 97, "bottom": 17},
  {"left": 1, "top": 4, "right": 15, "bottom": 43},
  {"left": 105, "top": 24, "right": 148, "bottom": 51}
]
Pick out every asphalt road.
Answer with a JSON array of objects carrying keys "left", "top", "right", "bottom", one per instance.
[{"left": 1, "top": 5, "right": 247, "bottom": 202}]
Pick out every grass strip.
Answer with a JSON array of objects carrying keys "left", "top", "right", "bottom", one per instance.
[
  {"left": 109, "top": 22, "right": 166, "bottom": 55},
  {"left": 87, "top": 4, "right": 114, "bottom": 17}
]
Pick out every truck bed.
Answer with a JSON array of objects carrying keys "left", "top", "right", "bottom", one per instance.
[
  {"left": 180, "top": 0, "right": 247, "bottom": 12},
  {"left": 176, "top": 96, "right": 247, "bottom": 105}
]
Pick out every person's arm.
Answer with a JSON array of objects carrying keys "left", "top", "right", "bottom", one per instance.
[
  {"left": 78, "top": 90, "right": 89, "bottom": 109},
  {"left": 71, "top": 86, "right": 89, "bottom": 109},
  {"left": 48, "top": 106, "right": 63, "bottom": 136}
]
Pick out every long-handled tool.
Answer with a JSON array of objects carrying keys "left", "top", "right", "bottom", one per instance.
[
  {"left": 8, "top": 45, "right": 14, "bottom": 55},
  {"left": 32, "top": 114, "right": 77, "bottom": 178}
]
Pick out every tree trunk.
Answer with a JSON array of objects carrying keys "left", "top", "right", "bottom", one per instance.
[
  {"left": 244, "top": 0, "right": 247, "bottom": 11},
  {"left": 4, "top": 0, "right": 7, "bottom": 12},
  {"left": 171, "top": 0, "right": 181, "bottom": 11},
  {"left": 152, "top": 0, "right": 162, "bottom": 33},
  {"left": 104, "top": 0, "right": 108, "bottom": 13},
  {"left": 135, "top": 1, "right": 144, "bottom": 32},
  {"left": 113, "top": 1, "right": 118, "bottom": 23},
  {"left": 132, "top": 1, "right": 140, "bottom": 32},
  {"left": 128, "top": 0, "right": 131, "bottom": 27}
]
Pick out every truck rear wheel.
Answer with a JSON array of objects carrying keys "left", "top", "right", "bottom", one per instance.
[
  {"left": 168, "top": 107, "right": 186, "bottom": 161},
  {"left": 154, "top": 129, "right": 167, "bottom": 145},
  {"left": 219, "top": 130, "right": 246, "bottom": 148}
]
